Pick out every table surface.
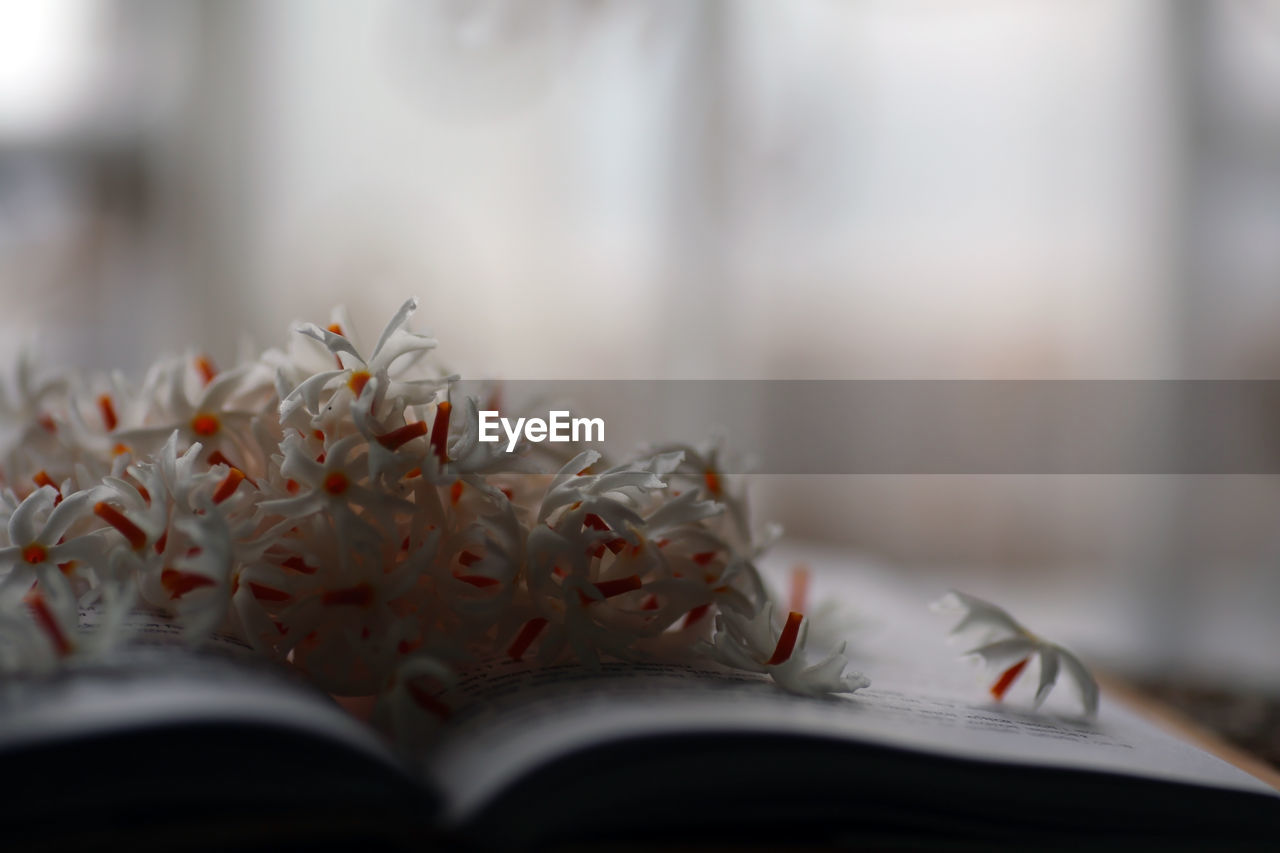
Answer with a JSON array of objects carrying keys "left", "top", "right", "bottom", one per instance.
[{"left": 1102, "top": 672, "right": 1280, "bottom": 792}]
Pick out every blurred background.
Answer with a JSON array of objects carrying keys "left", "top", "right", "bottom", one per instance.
[{"left": 2, "top": 0, "right": 1280, "bottom": 739}]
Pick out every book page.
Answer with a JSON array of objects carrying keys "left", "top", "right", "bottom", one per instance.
[
  {"left": 77, "top": 603, "right": 257, "bottom": 655},
  {"left": 0, "top": 645, "right": 427, "bottom": 844},
  {"left": 427, "top": 553, "right": 1278, "bottom": 822},
  {"left": 0, "top": 643, "right": 397, "bottom": 776}
]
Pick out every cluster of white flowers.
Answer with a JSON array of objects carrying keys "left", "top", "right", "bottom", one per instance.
[{"left": 0, "top": 299, "right": 869, "bottom": 738}]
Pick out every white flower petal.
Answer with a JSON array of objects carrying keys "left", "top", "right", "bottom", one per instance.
[
  {"left": 9, "top": 486, "right": 55, "bottom": 546},
  {"left": 964, "top": 636, "right": 1037, "bottom": 666},
  {"left": 1056, "top": 645, "right": 1099, "bottom": 717},
  {"left": 370, "top": 297, "right": 419, "bottom": 362},
  {"left": 935, "top": 589, "right": 1028, "bottom": 638},
  {"left": 1034, "top": 646, "right": 1060, "bottom": 707}
]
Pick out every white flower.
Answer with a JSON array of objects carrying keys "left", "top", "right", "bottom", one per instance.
[
  {"left": 0, "top": 346, "right": 69, "bottom": 434},
  {"left": 0, "top": 485, "right": 114, "bottom": 659},
  {"left": 648, "top": 437, "right": 754, "bottom": 545},
  {"left": 279, "top": 297, "right": 444, "bottom": 426},
  {"left": 0, "top": 486, "right": 107, "bottom": 606},
  {"left": 114, "top": 361, "right": 263, "bottom": 467},
  {"left": 257, "top": 432, "right": 413, "bottom": 557},
  {"left": 271, "top": 538, "right": 426, "bottom": 695},
  {"left": 701, "top": 602, "right": 869, "bottom": 696},
  {"left": 518, "top": 522, "right": 653, "bottom": 670},
  {"left": 442, "top": 395, "right": 536, "bottom": 477},
  {"left": 93, "top": 434, "right": 209, "bottom": 558},
  {"left": 349, "top": 376, "right": 432, "bottom": 482},
  {"left": 934, "top": 590, "right": 1099, "bottom": 717},
  {"left": 147, "top": 510, "right": 237, "bottom": 642}
]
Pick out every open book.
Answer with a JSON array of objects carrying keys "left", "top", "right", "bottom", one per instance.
[{"left": 3, "top": 556, "right": 1277, "bottom": 850}]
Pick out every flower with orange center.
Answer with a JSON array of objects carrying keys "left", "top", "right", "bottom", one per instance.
[
  {"left": 0, "top": 487, "right": 108, "bottom": 611},
  {"left": 934, "top": 590, "right": 1099, "bottom": 717},
  {"left": 649, "top": 439, "right": 753, "bottom": 546},
  {"left": 258, "top": 433, "right": 411, "bottom": 549},
  {"left": 279, "top": 297, "right": 444, "bottom": 427},
  {"left": 113, "top": 362, "right": 259, "bottom": 463},
  {"left": 702, "top": 602, "right": 869, "bottom": 697}
]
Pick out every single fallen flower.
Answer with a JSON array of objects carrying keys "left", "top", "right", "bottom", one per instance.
[{"left": 933, "top": 590, "right": 1098, "bottom": 717}]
